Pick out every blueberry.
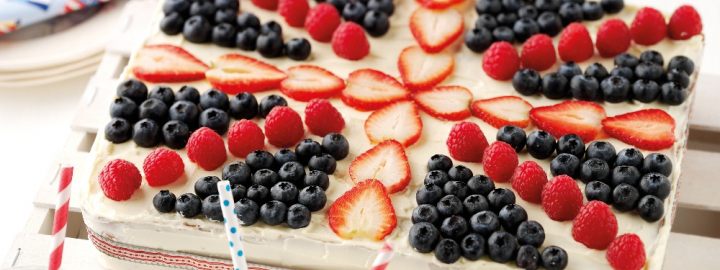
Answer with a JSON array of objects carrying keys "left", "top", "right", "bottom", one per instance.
[
  {"left": 321, "top": 133, "right": 349, "bottom": 160},
  {"left": 639, "top": 50, "right": 663, "bottom": 65},
  {"left": 367, "top": 0, "right": 393, "bottom": 15},
  {"left": 253, "top": 169, "right": 279, "bottom": 188},
  {"left": 211, "top": 23, "right": 236, "bottom": 47},
  {"left": 444, "top": 181, "right": 469, "bottom": 199},
  {"left": 635, "top": 62, "right": 664, "bottom": 81},
  {"left": 409, "top": 222, "right": 440, "bottom": 253},
  {"left": 518, "top": 5, "right": 538, "bottom": 19},
  {"left": 298, "top": 185, "right": 327, "bottom": 212},
  {"left": 162, "top": 120, "right": 190, "bottom": 149},
  {"left": 601, "top": 0, "right": 624, "bottom": 14},
  {"left": 581, "top": 1, "right": 604, "bottom": 20},
  {"left": 586, "top": 141, "right": 616, "bottom": 164},
  {"left": 105, "top": 118, "right": 133, "bottom": 143},
  {"left": 637, "top": 195, "right": 664, "bottom": 222},
  {"left": 579, "top": 158, "right": 610, "bottom": 183},
  {"left": 139, "top": 98, "right": 168, "bottom": 123},
  {"left": 285, "top": 38, "right": 312, "bottom": 61},
  {"left": 476, "top": 0, "right": 502, "bottom": 15},
  {"left": 259, "top": 94, "right": 288, "bottom": 118},
  {"left": 160, "top": 13, "right": 185, "bottom": 35},
  {"left": 342, "top": 1, "right": 367, "bottom": 23},
  {"left": 601, "top": 75, "right": 630, "bottom": 103},
  {"left": 660, "top": 82, "right": 688, "bottom": 105},
  {"left": 461, "top": 233, "right": 485, "bottom": 260},
  {"left": 516, "top": 245, "right": 541, "bottom": 269},
  {"left": 425, "top": 170, "right": 450, "bottom": 186},
  {"left": 570, "top": 74, "right": 601, "bottom": 101},
  {"left": 183, "top": 15, "right": 212, "bottom": 43},
  {"left": 550, "top": 153, "right": 580, "bottom": 177},
  {"left": 437, "top": 195, "right": 463, "bottom": 217},
  {"left": 427, "top": 154, "right": 453, "bottom": 172},
  {"left": 200, "top": 89, "right": 229, "bottom": 111},
  {"left": 189, "top": 0, "right": 216, "bottom": 19},
  {"left": 498, "top": 204, "right": 527, "bottom": 234},
  {"left": 278, "top": 161, "right": 305, "bottom": 185},
  {"left": 133, "top": 119, "right": 161, "bottom": 147},
  {"left": 463, "top": 194, "right": 490, "bottom": 217},
  {"left": 286, "top": 204, "right": 311, "bottom": 228},
  {"left": 585, "top": 181, "right": 612, "bottom": 204},
  {"left": 496, "top": 125, "right": 527, "bottom": 152},
  {"left": 535, "top": 0, "right": 561, "bottom": 12},
  {"left": 475, "top": 14, "right": 498, "bottom": 30},
  {"left": 516, "top": 220, "right": 545, "bottom": 247},
  {"left": 541, "top": 246, "right": 568, "bottom": 270},
  {"left": 668, "top": 55, "right": 695, "bottom": 75},
  {"left": 559, "top": 61, "right": 582, "bottom": 79},
  {"left": 194, "top": 176, "right": 220, "bottom": 199},
  {"left": 246, "top": 184, "right": 269, "bottom": 203},
  {"left": 470, "top": 210, "right": 500, "bottom": 237},
  {"left": 513, "top": 18, "right": 540, "bottom": 42},
  {"left": 440, "top": 215, "right": 469, "bottom": 240},
  {"left": 308, "top": 153, "right": 336, "bottom": 174},
  {"left": 610, "top": 66, "right": 635, "bottom": 81},
  {"left": 235, "top": 198, "right": 259, "bottom": 225},
  {"left": 513, "top": 69, "right": 542, "bottom": 96},
  {"left": 417, "top": 183, "right": 444, "bottom": 205},
  {"left": 412, "top": 204, "right": 440, "bottom": 224},
  {"left": 492, "top": 26, "right": 515, "bottom": 42},
  {"left": 260, "top": 200, "right": 287, "bottom": 225},
  {"left": 231, "top": 185, "right": 246, "bottom": 202},
  {"left": 559, "top": 2, "right": 583, "bottom": 25},
  {"left": 615, "top": 148, "right": 644, "bottom": 168},
  {"left": 448, "top": 165, "right": 473, "bottom": 182},
  {"left": 542, "top": 72, "right": 569, "bottom": 99},
  {"left": 153, "top": 190, "right": 177, "bottom": 213},
  {"left": 487, "top": 188, "right": 516, "bottom": 211},
  {"left": 176, "top": 193, "right": 202, "bottom": 218},
  {"left": 169, "top": 101, "right": 200, "bottom": 127},
  {"left": 467, "top": 175, "right": 495, "bottom": 196},
  {"left": 488, "top": 231, "right": 518, "bottom": 263},
  {"left": 612, "top": 183, "right": 639, "bottom": 212},
  {"left": 237, "top": 12, "right": 260, "bottom": 31},
  {"left": 260, "top": 21, "right": 282, "bottom": 35},
  {"left": 274, "top": 149, "right": 298, "bottom": 166},
  {"left": 304, "top": 170, "right": 330, "bottom": 190},
  {"left": 556, "top": 133, "right": 584, "bottom": 158},
  {"left": 116, "top": 79, "right": 147, "bottom": 104},
  {"left": 236, "top": 28, "right": 259, "bottom": 51},
  {"left": 328, "top": 0, "right": 348, "bottom": 13},
  {"left": 666, "top": 69, "right": 690, "bottom": 89},
  {"left": 257, "top": 32, "right": 284, "bottom": 58},
  {"left": 465, "top": 27, "right": 494, "bottom": 53},
  {"left": 639, "top": 173, "right": 671, "bottom": 199},
  {"left": 229, "top": 92, "right": 258, "bottom": 119},
  {"left": 270, "top": 181, "right": 299, "bottom": 203},
  {"left": 199, "top": 108, "right": 230, "bottom": 135},
  {"left": 537, "top": 12, "right": 563, "bottom": 36},
  {"left": 611, "top": 165, "right": 641, "bottom": 187},
  {"left": 642, "top": 153, "right": 672, "bottom": 176},
  {"left": 614, "top": 52, "right": 639, "bottom": 68},
  {"left": 176, "top": 85, "right": 200, "bottom": 103},
  {"left": 214, "top": 0, "right": 238, "bottom": 10},
  {"left": 246, "top": 150, "right": 275, "bottom": 171},
  {"left": 501, "top": 0, "right": 523, "bottom": 12},
  {"left": 215, "top": 9, "right": 236, "bottom": 24},
  {"left": 362, "top": 10, "right": 390, "bottom": 37},
  {"left": 632, "top": 79, "right": 660, "bottom": 103},
  {"left": 163, "top": 0, "right": 190, "bottom": 15},
  {"left": 435, "top": 238, "right": 462, "bottom": 264},
  {"left": 526, "top": 130, "right": 556, "bottom": 159},
  {"left": 201, "top": 195, "right": 223, "bottom": 221}
]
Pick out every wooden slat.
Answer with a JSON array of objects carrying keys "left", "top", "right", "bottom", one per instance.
[
  {"left": 2, "top": 233, "right": 99, "bottom": 269},
  {"left": 677, "top": 149, "right": 720, "bottom": 212},
  {"left": 688, "top": 74, "right": 720, "bottom": 133},
  {"left": 664, "top": 233, "right": 720, "bottom": 269}
]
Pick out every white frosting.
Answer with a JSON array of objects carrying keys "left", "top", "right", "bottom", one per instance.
[{"left": 80, "top": 1, "right": 704, "bottom": 269}]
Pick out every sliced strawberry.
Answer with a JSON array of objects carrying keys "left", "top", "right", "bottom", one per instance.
[
  {"left": 602, "top": 109, "right": 675, "bottom": 150},
  {"left": 280, "top": 65, "right": 345, "bottom": 102},
  {"left": 365, "top": 101, "right": 423, "bottom": 147},
  {"left": 328, "top": 179, "right": 397, "bottom": 241},
  {"left": 349, "top": 140, "right": 411, "bottom": 194},
  {"left": 206, "top": 54, "right": 287, "bottom": 94},
  {"left": 471, "top": 96, "right": 533, "bottom": 128},
  {"left": 530, "top": 100, "right": 607, "bottom": 142},
  {"left": 132, "top": 44, "right": 208, "bottom": 83},
  {"left": 414, "top": 86, "right": 472, "bottom": 121},
  {"left": 416, "top": 0, "right": 466, "bottom": 9},
  {"left": 398, "top": 46, "right": 455, "bottom": 91},
  {"left": 410, "top": 7, "right": 464, "bottom": 53},
  {"left": 341, "top": 69, "right": 410, "bottom": 111}
]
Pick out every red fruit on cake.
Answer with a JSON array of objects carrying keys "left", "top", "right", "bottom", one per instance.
[
  {"left": 227, "top": 119, "right": 265, "bottom": 158},
  {"left": 602, "top": 109, "right": 675, "bottom": 151},
  {"left": 416, "top": 0, "right": 465, "bottom": 9},
  {"left": 520, "top": 34, "right": 556, "bottom": 71},
  {"left": 143, "top": 148, "right": 184, "bottom": 187},
  {"left": 483, "top": 41, "right": 520, "bottom": 81},
  {"left": 341, "top": 69, "right": 410, "bottom": 111},
  {"left": 669, "top": 5, "right": 703, "bottom": 40},
  {"left": 332, "top": 22, "right": 370, "bottom": 60},
  {"left": 413, "top": 85, "right": 472, "bottom": 121},
  {"left": 511, "top": 161, "right": 548, "bottom": 204},
  {"left": 606, "top": 234, "right": 647, "bottom": 270},
  {"left": 98, "top": 159, "right": 142, "bottom": 201},
  {"left": 131, "top": 44, "right": 208, "bottom": 83},
  {"left": 558, "top": 23, "right": 594, "bottom": 63},
  {"left": 572, "top": 201, "right": 619, "bottom": 250},
  {"left": 264, "top": 106, "right": 305, "bottom": 148},
  {"left": 348, "top": 140, "right": 411, "bottom": 194},
  {"left": 596, "top": 19, "right": 631, "bottom": 58},
  {"left": 364, "top": 100, "right": 423, "bottom": 147},
  {"left": 278, "top": 0, "right": 309, "bottom": 27},
  {"left": 328, "top": 179, "right": 397, "bottom": 241},
  {"left": 471, "top": 96, "right": 532, "bottom": 128},
  {"left": 305, "top": 4, "right": 342, "bottom": 42},
  {"left": 446, "top": 122, "right": 489, "bottom": 162},
  {"left": 530, "top": 100, "right": 606, "bottom": 142},
  {"left": 482, "top": 141, "right": 519, "bottom": 183},
  {"left": 280, "top": 65, "right": 345, "bottom": 102},
  {"left": 398, "top": 46, "right": 455, "bottom": 91},
  {"left": 630, "top": 7, "right": 667, "bottom": 46},
  {"left": 187, "top": 127, "right": 227, "bottom": 171},
  {"left": 205, "top": 54, "right": 287, "bottom": 94},
  {"left": 251, "top": 0, "right": 278, "bottom": 10},
  {"left": 409, "top": 7, "right": 464, "bottom": 53},
  {"left": 305, "top": 99, "right": 345, "bottom": 136},
  {"left": 541, "top": 175, "right": 583, "bottom": 221}
]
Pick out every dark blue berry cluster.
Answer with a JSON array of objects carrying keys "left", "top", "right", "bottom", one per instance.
[
  {"left": 161, "top": 0, "right": 312, "bottom": 60},
  {"left": 466, "top": 0, "right": 624, "bottom": 52},
  {"left": 410, "top": 154, "right": 567, "bottom": 268},
  {"left": 324, "top": 0, "right": 394, "bottom": 37},
  {"left": 512, "top": 51, "right": 695, "bottom": 105}
]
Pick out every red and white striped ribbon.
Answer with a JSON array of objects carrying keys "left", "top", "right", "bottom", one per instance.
[
  {"left": 370, "top": 242, "right": 394, "bottom": 270},
  {"left": 49, "top": 167, "right": 73, "bottom": 270}
]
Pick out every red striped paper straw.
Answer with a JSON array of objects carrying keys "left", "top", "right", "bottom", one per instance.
[
  {"left": 370, "top": 242, "right": 394, "bottom": 270},
  {"left": 49, "top": 167, "right": 73, "bottom": 270}
]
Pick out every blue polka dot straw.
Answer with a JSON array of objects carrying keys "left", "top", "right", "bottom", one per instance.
[{"left": 216, "top": 180, "right": 248, "bottom": 270}]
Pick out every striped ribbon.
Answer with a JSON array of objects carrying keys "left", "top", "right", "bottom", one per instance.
[
  {"left": 216, "top": 180, "right": 249, "bottom": 270},
  {"left": 49, "top": 167, "right": 74, "bottom": 270},
  {"left": 370, "top": 242, "right": 394, "bottom": 270}
]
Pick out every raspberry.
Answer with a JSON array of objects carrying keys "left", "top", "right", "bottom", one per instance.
[
  {"left": 482, "top": 141, "right": 518, "bottom": 183},
  {"left": 143, "top": 148, "right": 184, "bottom": 187},
  {"left": 511, "top": 161, "right": 548, "bottom": 203},
  {"left": 265, "top": 106, "right": 304, "bottom": 147},
  {"left": 251, "top": 0, "right": 278, "bottom": 10},
  {"left": 630, "top": 7, "right": 667, "bottom": 46},
  {"left": 596, "top": 19, "right": 631, "bottom": 58},
  {"left": 187, "top": 127, "right": 227, "bottom": 171},
  {"left": 227, "top": 119, "right": 265, "bottom": 158},
  {"left": 305, "top": 4, "right": 341, "bottom": 42},
  {"left": 278, "top": 0, "right": 309, "bottom": 27},
  {"left": 98, "top": 159, "right": 141, "bottom": 201},
  {"left": 572, "top": 200, "right": 618, "bottom": 250},
  {"left": 305, "top": 99, "right": 345, "bottom": 136},
  {"left": 558, "top": 23, "right": 594, "bottom": 62},
  {"left": 483, "top": 41, "right": 520, "bottom": 81},
  {"left": 446, "top": 122, "right": 489, "bottom": 162},
  {"left": 332, "top": 22, "right": 370, "bottom": 61},
  {"left": 606, "top": 234, "right": 646, "bottom": 270},
  {"left": 520, "top": 34, "right": 556, "bottom": 71},
  {"left": 541, "top": 175, "right": 583, "bottom": 221},
  {"left": 668, "top": 5, "right": 703, "bottom": 40}
]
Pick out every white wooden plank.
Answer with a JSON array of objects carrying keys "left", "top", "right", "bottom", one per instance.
[
  {"left": 664, "top": 233, "right": 720, "bottom": 269},
  {"left": 1, "top": 234, "right": 99, "bottom": 269},
  {"left": 677, "top": 149, "right": 720, "bottom": 212},
  {"left": 688, "top": 74, "right": 720, "bottom": 133},
  {"left": 33, "top": 130, "right": 91, "bottom": 211}
]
